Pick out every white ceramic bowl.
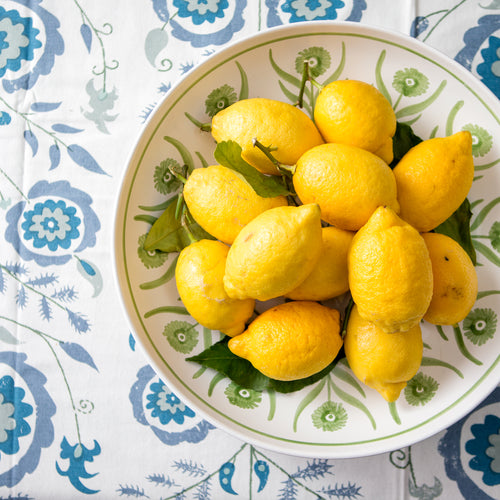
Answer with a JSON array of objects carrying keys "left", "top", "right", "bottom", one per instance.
[{"left": 113, "top": 21, "right": 500, "bottom": 458}]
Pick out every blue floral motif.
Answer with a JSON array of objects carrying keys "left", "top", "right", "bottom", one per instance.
[
  {"left": 146, "top": 380, "right": 195, "bottom": 424},
  {"left": 0, "top": 6, "right": 42, "bottom": 78},
  {"left": 0, "top": 375, "right": 32, "bottom": 456},
  {"left": 129, "top": 365, "right": 214, "bottom": 445},
  {"left": 21, "top": 200, "right": 81, "bottom": 252},
  {"left": 477, "top": 35, "right": 500, "bottom": 99},
  {"left": 56, "top": 437, "right": 101, "bottom": 495},
  {"left": 439, "top": 387, "right": 500, "bottom": 499},
  {"left": 455, "top": 15, "right": 500, "bottom": 98},
  {"left": 0, "top": 111, "right": 10, "bottom": 124},
  {"left": 281, "top": 0, "right": 346, "bottom": 22},
  {"left": 266, "top": 0, "right": 366, "bottom": 26},
  {"left": 2, "top": 0, "right": 64, "bottom": 93},
  {"left": 465, "top": 414, "right": 500, "bottom": 487},
  {"left": 5, "top": 180, "right": 100, "bottom": 266},
  {"left": 0, "top": 351, "right": 55, "bottom": 487},
  {"left": 173, "top": 0, "right": 229, "bottom": 25},
  {"left": 168, "top": 0, "right": 246, "bottom": 47}
]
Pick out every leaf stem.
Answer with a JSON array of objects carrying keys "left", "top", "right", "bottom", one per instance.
[
  {"left": 185, "top": 112, "right": 212, "bottom": 132},
  {"left": 0, "top": 94, "right": 69, "bottom": 149}
]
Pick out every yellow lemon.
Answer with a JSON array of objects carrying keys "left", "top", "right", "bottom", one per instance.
[
  {"left": 348, "top": 206, "right": 433, "bottom": 333},
  {"left": 286, "top": 226, "right": 354, "bottom": 301},
  {"left": 422, "top": 232, "right": 478, "bottom": 325},
  {"left": 344, "top": 305, "right": 423, "bottom": 402},
  {"left": 211, "top": 97, "right": 324, "bottom": 175},
  {"left": 393, "top": 131, "right": 474, "bottom": 232},
  {"left": 175, "top": 240, "right": 254, "bottom": 337},
  {"left": 183, "top": 165, "right": 287, "bottom": 244},
  {"left": 293, "top": 143, "right": 400, "bottom": 231},
  {"left": 223, "top": 204, "right": 322, "bottom": 301},
  {"left": 228, "top": 301, "right": 342, "bottom": 381},
  {"left": 314, "top": 79, "right": 396, "bottom": 164}
]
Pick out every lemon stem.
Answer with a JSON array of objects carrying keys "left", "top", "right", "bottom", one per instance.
[
  {"left": 296, "top": 60, "right": 324, "bottom": 108},
  {"left": 181, "top": 209, "right": 198, "bottom": 244},
  {"left": 185, "top": 112, "right": 212, "bottom": 132},
  {"left": 296, "top": 61, "right": 310, "bottom": 108},
  {"left": 252, "top": 138, "right": 296, "bottom": 175},
  {"left": 167, "top": 164, "right": 188, "bottom": 184},
  {"left": 340, "top": 296, "right": 355, "bottom": 339}
]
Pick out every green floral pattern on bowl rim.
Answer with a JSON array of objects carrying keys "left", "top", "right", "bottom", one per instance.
[{"left": 113, "top": 22, "right": 500, "bottom": 458}]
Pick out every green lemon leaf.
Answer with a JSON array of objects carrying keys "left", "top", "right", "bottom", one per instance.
[
  {"left": 187, "top": 337, "right": 342, "bottom": 393},
  {"left": 214, "top": 140, "right": 290, "bottom": 197},
  {"left": 390, "top": 121, "right": 423, "bottom": 168},
  {"left": 433, "top": 198, "right": 476, "bottom": 265},
  {"left": 144, "top": 197, "right": 214, "bottom": 253}
]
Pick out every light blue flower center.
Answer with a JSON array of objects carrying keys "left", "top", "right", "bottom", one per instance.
[
  {"left": 186, "top": 0, "right": 220, "bottom": 15},
  {"left": 291, "top": 0, "right": 330, "bottom": 20},
  {"left": 0, "top": 16, "right": 30, "bottom": 69},
  {"left": 29, "top": 207, "right": 71, "bottom": 242},
  {"left": 0, "top": 393, "right": 16, "bottom": 443},
  {"left": 486, "top": 432, "right": 500, "bottom": 473}
]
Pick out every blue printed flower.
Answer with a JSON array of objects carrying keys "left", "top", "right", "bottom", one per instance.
[
  {"left": 56, "top": 437, "right": 101, "bottom": 494},
  {"left": 439, "top": 387, "right": 500, "bottom": 499},
  {"left": 455, "top": 16, "right": 500, "bottom": 100},
  {"left": 1, "top": 0, "right": 63, "bottom": 93},
  {"left": 0, "top": 375, "right": 32, "bottom": 456},
  {"left": 0, "top": 6, "right": 41, "bottom": 78},
  {"left": 130, "top": 365, "right": 214, "bottom": 445},
  {"left": 477, "top": 35, "right": 500, "bottom": 99},
  {"left": 173, "top": 0, "right": 229, "bottom": 25},
  {"left": 146, "top": 380, "right": 195, "bottom": 424},
  {"left": 0, "top": 351, "right": 55, "bottom": 487},
  {"left": 21, "top": 200, "right": 81, "bottom": 251},
  {"left": 281, "top": 0, "right": 346, "bottom": 22},
  {"left": 0, "top": 111, "right": 11, "bottom": 124},
  {"left": 168, "top": 0, "right": 245, "bottom": 47},
  {"left": 5, "top": 180, "right": 100, "bottom": 266},
  {"left": 465, "top": 414, "right": 500, "bottom": 487},
  {"left": 267, "top": 0, "right": 366, "bottom": 27}
]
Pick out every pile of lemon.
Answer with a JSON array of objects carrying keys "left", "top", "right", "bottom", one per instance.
[{"left": 174, "top": 79, "right": 477, "bottom": 402}]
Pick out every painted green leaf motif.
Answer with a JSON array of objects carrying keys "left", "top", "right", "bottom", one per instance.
[
  {"left": 186, "top": 337, "right": 341, "bottom": 394},
  {"left": 390, "top": 122, "right": 423, "bottom": 168},
  {"left": 144, "top": 199, "right": 215, "bottom": 253},
  {"left": 433, "top": 198, "right": 477, "bottom": 265},
  {"left": 214, "top": 141, "right": 290, "bottom": 197}
]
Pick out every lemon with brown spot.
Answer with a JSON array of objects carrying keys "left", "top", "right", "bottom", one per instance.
[
  {"left": 344, "top": 305, "right": 423, "bottom": 402},
  {"left": 211, "top": 97, "right": 324, "bottom": 175},
  {"left": 183, "top": 164, "right": 287, "bottom": 244},
  {"left": 348, "top": 206, "right": 433, "bottom": 333},
  {"left": 422, "top": 232, "right": 478, "bottom": 325},
  {"left": 228, "top": 301, "right": 342, "bottom": 381},
  {"left": 175, "top": 239, "right": 254, "bottom": 337},
  {"left": 393, "top": 131, "right": 474, "bottom": 232}
]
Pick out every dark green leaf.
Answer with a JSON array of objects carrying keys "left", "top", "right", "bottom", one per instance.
[
  {"left": 390, "top": 121, "right": 423, "bottom": 168},
  {"left": 144, "top": 197, "right": 214, "bottom": 253},
  {"left": 433, "top": 198, "right": 477, "bottom": 265},
  {"left": 186, "top": 337, "right": 343, "bottom": 394},
  {"left": 187, "top": 338, "right": 270, "bottom": 391},
  {"left": 214, "top": 140, "right": 290, "bottom": 197}
]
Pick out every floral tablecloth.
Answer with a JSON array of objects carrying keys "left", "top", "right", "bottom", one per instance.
[{"left": 0, "top": 1, "right": 499, "bottom": 499}]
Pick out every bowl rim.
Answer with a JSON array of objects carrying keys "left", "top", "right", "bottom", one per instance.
[{"left": 111, "top": 20, "right": 500, "bottom": 458}]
